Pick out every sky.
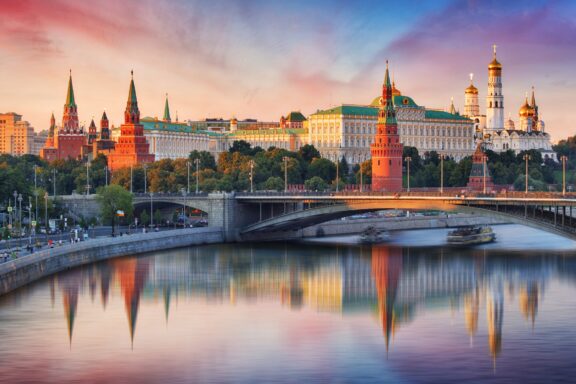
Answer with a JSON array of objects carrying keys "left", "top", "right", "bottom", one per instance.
[{"left": 1, "top": 0, "right": 575, "bottom": 142}]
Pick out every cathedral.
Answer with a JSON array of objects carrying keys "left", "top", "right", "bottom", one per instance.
[{"left": 463, "top": 46, "right": 556, "bottom": 161}]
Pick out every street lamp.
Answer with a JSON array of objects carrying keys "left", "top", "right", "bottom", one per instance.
[
  {"left": 186, "top": 161, "right": 191, "bottom": 194},
  {"left": 249, "top": 159, "right": 255, "bottom": 193},
  {"left": 561, "top": 155, "right": 568, "bottom": 196},
  {"left": 194, "top": 158, "right": 200, "bottom": 194},
  {"left": 143, "top": 164, "right": 148, "bottom": 194},
  {"left": 130, "top": 165, "right": 133, "bottom": 193},
  {"left": 360, "top": 160, "right": 364, "bottom": 192},
  {"left": 104, "top": 166, "right": 108, "bottom": 186},
  {"left": 33, "top": 165, "right": 38, "bottom": 221},
  {"left": 336, "top": 155, "right": 340, "bottom": 192},
  {"left": 85, "top": 162, "right": 90, "bottom": 196},
  {"left": 482, "top": 155, "right": 488, "bottom": 194},
  {"left": 523, "top": 154, "right": 531, "bottom": 194},
  {"left": 28, "top": 197, "right": 32, "bottom": 246},
  {"left": 44, "top": 192, "right": 48, "bottom": 243},
  {"left": 404, "top": 157, "right": 412, "bottom": 193},
  {"left": 17, "top": 193, "right": 22, "bottom": 246},
  {"left": 150, "top": 192, "right": 154, "bottom": 228},
  {"left": 52, "top": 169, "right": 58, "bottom": 197},
  {"left": 283, "top": 156, "right": 289, "bottom": 192},
  {"left": 439, "top": 154, "right": 445, "bottom": 194}
]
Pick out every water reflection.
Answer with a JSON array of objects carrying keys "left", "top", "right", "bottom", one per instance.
[{"left": 2, "top": 239, "right": 576, "bottom": 383}]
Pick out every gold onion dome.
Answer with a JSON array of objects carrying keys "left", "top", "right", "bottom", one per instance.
[
  {"left": 488, "top": 57, "right": 502, "bottom": 70},
  {"left": 465, "top": 73, "right": 478, "bottom": 94},
  {"left": 391, "top": 81, "right": 401, "bottom": 96},
  {"left": 519, "top": 97, "right": 535, "bottom": 117}
]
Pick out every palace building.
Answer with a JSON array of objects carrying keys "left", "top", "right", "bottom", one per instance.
[
  {"left": 463, "top": 46, "right": 556, "bottom": 161},
  {"left": 307, "top": 80, "right": 475, "bottom": 165}
]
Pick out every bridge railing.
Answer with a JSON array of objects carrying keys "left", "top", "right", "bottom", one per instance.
[{"left": 132, "top": 192, "right": 210, "bottom": 198}]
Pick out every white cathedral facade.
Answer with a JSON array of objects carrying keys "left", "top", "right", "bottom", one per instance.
[{"left": 464, "top": 46, "right": 557, "bottom": 162}]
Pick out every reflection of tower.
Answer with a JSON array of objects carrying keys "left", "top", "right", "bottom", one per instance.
[
  {"left": 100, "top": 261, "right": 113, "bottom": 309},
  {"left": 464, "top": 287, "right": 480, "bottom": 345},
  {"left": 163, "top": 286, "right": 171, "bottom": 323},
  {"left": 60, "top": 270, "right": 82, "bottom": 346},
  {"left": 519, "top": 282, "right": 538, "bottom": 327},
  {"left": 114, "top": 257, "right": 150, "bottom": 347},
  {"left": 371, "top": 245, "right": 402, "bottom": 352},
  {"left": 486, "top": 285, "right": 503, "bottom": 363}
]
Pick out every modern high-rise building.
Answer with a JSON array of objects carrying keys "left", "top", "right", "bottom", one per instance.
[{"left": 0, "top": 112, "right": 34, "bottom": 156}]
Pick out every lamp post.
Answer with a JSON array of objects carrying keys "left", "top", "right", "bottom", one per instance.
[
  {"left": 28, "top": 197, "right": 32, "bottom": 247},
  {"left": 561, "top": 155, "right": 568, "bottom": 196},
  {"left": 186, "top": 161, "right": 190, "bottom": 194},
  {"left": 143, "top": 164, "right": 148, "bottom": 194},
  {"left": 523, "top": 154, "right": 531, "bottom": 194},
  {"left": 17, "top": 193, "right": 22, "bottom": 246},
  {"left": 359, "top": 162, "right": 363, "bottom": 192},
  {"left": 482, "top": 155, "right": 488, "bottom": 194},
  {"left": 336, "top": 155, "right": 340, "bottom": 192},
  {"left": 85, "top": 162, "right": 90, "bottom": 196},
  {"left": 283, "top": 156, "right": 289, "bottom": 192},
  {"left": 249, "top": 159, "right": 255, "bottom": 193},
  {"left": 130, "top": 165, "right": 133, "bottom": 193},
  {"left": 104, "top": 166, "right": 108, "bottom": 186},
  {"left": 44, "top": 192, "right": 48, "bottom": 243},
  {"left": 440, "top": 154, "right": 445, "bottom": 194},
  {"left": 194, "top": 158, "right": 200, "bottom": 194},
  {"left": 33, "top": 165, "right": 38, "bottom": 221},
  {"left": 150, "top": 192, "right": 154, "bottom": 228},
  {"left": 404, "top": 157, "right": 412, "bottom": 193},
  {"left": 52, "top": 169, "right": 57, "bottom": 197}
]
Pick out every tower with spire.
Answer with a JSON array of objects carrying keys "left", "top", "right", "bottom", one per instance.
[
  {"left": 486, "top": 45, "right": 504, "bottom": 131},
  {"left": 41, "top": 70, "right": 87, "bottom": 161},
  {"left": 163, "top": 94, "right": 171, "bottom": 123},
  {"left": 371, "top": 61, "right": 403, "bottom": 192},
  {"left": 92, "top": 111, "right": 115, "bottom": 156},
  {"left": 108, "top": 71, "right": 155, "bottom": 171}
]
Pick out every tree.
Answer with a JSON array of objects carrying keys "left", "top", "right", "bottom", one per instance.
[
  {"left": 304, "top": 176, "right": 328, "bottom": 191},
  {"left": 298, "top": 144, "right": 321, "bottom": 163},
  {"left": 229, "top": 140, "right": 253, "bottom": 155},
  {"left": 188, "top": 150, "right": 216, "bottom": 170},
  {"left": 263, "top": 176, "right": 284, "bottom": 191},
  {"left": 307, "top": 158, "right": 336, "bottom": 182},
  {"left": 140, "top": 210, "right": 149, "bottom": 226},
  {"left": 96, "top": 185, "right": 133, "bottom": 236}
]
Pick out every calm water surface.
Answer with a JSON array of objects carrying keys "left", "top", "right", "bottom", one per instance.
[{"left": 1, "top": 224, "right": 576, "bottom": 383}]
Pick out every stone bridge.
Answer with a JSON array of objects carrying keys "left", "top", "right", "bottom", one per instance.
[{"left": 60, "top": 192, "right": 576, "bottom": 242}]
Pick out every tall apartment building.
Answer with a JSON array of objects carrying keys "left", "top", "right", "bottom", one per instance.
[{"left": 0, "top": 112, "right": 35, "bottom": 156}]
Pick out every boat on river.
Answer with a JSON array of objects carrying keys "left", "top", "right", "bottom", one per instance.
[
  {"left": 447, "top": 226, "right": 496, "bottom": 245},
  {"left": 359, "top": 226, "right": 391, "bottom": 244}
]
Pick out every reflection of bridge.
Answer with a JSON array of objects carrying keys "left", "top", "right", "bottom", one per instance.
[{"left": 63, "top": 192, "right": 576, "bottom": 241}]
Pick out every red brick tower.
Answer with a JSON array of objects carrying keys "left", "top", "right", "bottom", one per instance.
[
  {"left": 467, "top": 142, "right": 494, "bottom": 192},
  {"left": 371, "top": 62, "right": 403, "bottom": 192},
  {"left": 53, "top": 71, "right": 86, "bottom": 160},
  {"left": 108, "top": 71, "right": 154, "bottom": 171}
]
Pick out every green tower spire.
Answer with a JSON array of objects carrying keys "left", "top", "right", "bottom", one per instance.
[
  {"left": 66, "top": 69, "right": 76, "bottom": 107},
  {"left": 163, "top": 94, "right": 171, "bottom": 122}
]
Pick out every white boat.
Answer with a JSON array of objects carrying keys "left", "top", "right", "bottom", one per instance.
[{"left": 447, "top": 226, "right": 496, "bottom": 245}]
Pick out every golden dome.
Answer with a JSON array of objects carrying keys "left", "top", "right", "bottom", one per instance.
[
  {"left": 391, "top": 81, "right": 401, "bottom": 96},
  {"left": 465, "top": 84, "right": 478, "bottom": 94},
  {"left": 488, "top": 58, "right": 502, "bottom": 70},
  {"left": 519, "top": 98, "right": 535, "bottom": 117}
]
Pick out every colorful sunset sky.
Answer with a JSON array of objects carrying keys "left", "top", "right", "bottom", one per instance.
[{"left": 1, "top": 0, "right": 575, "bottom": 141}]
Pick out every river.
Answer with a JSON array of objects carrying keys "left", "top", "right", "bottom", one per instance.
[{"left": 0, "top": 224, "right": 575, "bottom": 383}]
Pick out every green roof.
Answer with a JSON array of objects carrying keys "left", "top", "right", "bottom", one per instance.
[
  {"left": 311, "top": 105, "right": 378, "bottom": 117},
  {"left": 370, "top": 95, "right": 418, "bottom": 108},
  {"left": 286, "top": 111, "right": 306, "bottom": 122},
  {"left": 141, "top": 117, "right": 193, "bottom": 133},
  {"left": 424, "top": 110, "right": 471, "bottom": 121}
]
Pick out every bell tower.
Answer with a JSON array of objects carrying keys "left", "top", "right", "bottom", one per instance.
[{"left": 486, "top": 45, "right": 504, "bottom": 131}]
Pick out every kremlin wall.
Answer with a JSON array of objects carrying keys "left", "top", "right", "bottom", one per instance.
[{"left": 29, "top": 47, "right": 556, "bottom": 184}]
